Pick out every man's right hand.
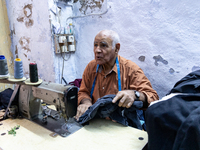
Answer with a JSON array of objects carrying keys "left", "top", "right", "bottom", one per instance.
[{"left": 75, "top": 99, "right": 92, "bottom": 121}]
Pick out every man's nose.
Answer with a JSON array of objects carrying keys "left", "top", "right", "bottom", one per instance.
[{"left": 95, "top": 46, "right": 102, "bottom": 52}]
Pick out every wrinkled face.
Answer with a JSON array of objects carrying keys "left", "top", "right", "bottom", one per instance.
[{"left": 93, "top": 32, "right": 116, "bottom": 65}]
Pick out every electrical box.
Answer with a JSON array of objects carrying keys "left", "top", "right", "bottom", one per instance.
[{"left": 54, "top": 34, "right": 76, "bottom": 54}]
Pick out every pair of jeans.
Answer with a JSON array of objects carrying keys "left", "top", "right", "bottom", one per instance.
[{"left": 78, "top": 94, "right": 143, "bottom": 130}]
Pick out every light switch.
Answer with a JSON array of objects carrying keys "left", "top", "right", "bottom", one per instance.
[
  {"left": 68, "top": 45, "right": 75, "bottom": 51},
  {"left": 67, "top": 35, "right": 74, "bottom": 42}
]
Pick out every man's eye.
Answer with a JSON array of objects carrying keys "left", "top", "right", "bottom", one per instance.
[
  {"left": 94, "top": 44, "right": 98, "bottom": 47},
  {"left": 101, "top": 44, "right": 107, "bottom": 48}
]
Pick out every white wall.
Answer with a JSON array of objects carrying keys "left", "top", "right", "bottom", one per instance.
[
  {"left": 6, "top": 0, "right": 55, "bottom": 82},
  {"left": 5, "top": 0, "right": 200, "bottom": 99},
  {"left": 72, "top": 0, "right": 200, "bottom": 98}
]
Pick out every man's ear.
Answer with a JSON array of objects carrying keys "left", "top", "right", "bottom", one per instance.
[{"left": 115, "top": 43, "right": 120, "bottom": 53}]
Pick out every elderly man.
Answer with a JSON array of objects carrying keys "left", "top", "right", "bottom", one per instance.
[{"left": 75, "top": 29, "right": 159, "bottom": 122}]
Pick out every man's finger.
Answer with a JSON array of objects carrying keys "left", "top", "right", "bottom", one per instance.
[
  {"left": 75, "top": 111, "right": 80, "bottom": 121},
  {"left": 126, "top": 102, "right": 132, "bottom": 108},
  {"left": 112, "top": 92, "right": 123, "bottom": 103},
  {"left": 75, "top": 105, "right": 82, "bottom": 120},
  {"left": 122, "top": 100, "right": 130, "bottom": 107},
  {"left": 118, "top": 97, "right": 126, "bottom": 107}
]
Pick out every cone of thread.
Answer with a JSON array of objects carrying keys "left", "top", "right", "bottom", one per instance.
[
  {"left": 0, "top": 55, "right": 9, "bottom": 75},
  {"left": 29, "top": 63, "right": 38, "bottom": 82},
  {"left": 14, "top": 58, "right": 24, "bottom": 79}
]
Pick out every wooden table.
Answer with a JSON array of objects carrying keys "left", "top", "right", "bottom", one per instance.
[{"left": 0, "top": 118, "right": 148, "bottom": 150}]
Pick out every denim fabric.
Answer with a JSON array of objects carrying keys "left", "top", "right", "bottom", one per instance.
[
  {"left": 78, "top": 94, "right": 143, "bottom": 130},
  {"left": 0, "top": 88, "right": 18, "bottom": 110}
]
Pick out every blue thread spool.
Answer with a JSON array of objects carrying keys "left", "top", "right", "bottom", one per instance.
[
  {"left": 29, "top": 63, "right": 38, "bottom": 82},
  {"left": 14, "top": 58, "right": 24, "bottom": 79},
  {"left": 0, "top": 55, "right": 8, "bottom": 75}
]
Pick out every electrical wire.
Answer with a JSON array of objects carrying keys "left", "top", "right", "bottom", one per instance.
[{"left": 61, "top": 52, "right": 71, "bottom": 83}]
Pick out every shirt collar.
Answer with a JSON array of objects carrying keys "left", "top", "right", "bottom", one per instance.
[{"left": 98, "top": 55, "right": 119, "bottom": 75}]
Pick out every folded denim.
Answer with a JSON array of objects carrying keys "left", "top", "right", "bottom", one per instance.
[{"left": 78, "top": 94, "right": 143, "bottom": 129}]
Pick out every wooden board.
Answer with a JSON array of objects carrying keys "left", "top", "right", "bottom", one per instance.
[{"left": 0, "top": 118, "right": 147, "bottom": 150}]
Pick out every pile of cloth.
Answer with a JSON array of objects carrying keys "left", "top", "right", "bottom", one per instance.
[{"left": 145, "top": 69, "right": 200, "bottom": 150}]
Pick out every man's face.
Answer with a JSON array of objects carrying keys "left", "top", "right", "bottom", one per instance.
[{"left": 93, "top": 32, "right": 116, "bottom": 65}]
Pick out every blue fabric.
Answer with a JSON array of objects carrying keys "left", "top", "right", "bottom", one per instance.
[
  {"left": 115, "top": 57, "right": 121, "bottom": 91},
  {"left": 78, "top": 94, "right": 143, "bottom": 130},
  {"left": 90, "top": 64, "right": 99, "bottom": 98},
  {"left": 0, "top": 88, "right": 16, "bottom": 110}
]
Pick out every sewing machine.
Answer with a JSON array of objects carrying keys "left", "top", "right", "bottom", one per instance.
[
  {"left": 1, "top": 79, "right": 148, "bottom": 149},
  {"left": 0, "top": 79, "right": 82, "bottom": 137}
]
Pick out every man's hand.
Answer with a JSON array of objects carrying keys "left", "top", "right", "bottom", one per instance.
[
  {"left": 112, "top": 90, "right": 136, "bottom": 108},
  {"left": 112, "top": 90, "right": 147, "bottom": 108},
  {"left": 75, "top": 99, "right": 92, "bottom": 121}
]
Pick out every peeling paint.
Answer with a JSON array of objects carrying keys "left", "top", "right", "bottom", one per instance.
[
  {"left": 138, "top": 56, "right": 145, "bottom": 62},
  {"left": 25, "top": 18, "right": 34, "bottom": 27},
  {"left": 16, "top": 4, "right": 34, "bottom": 27},
  {"left": 78, "top": 0, "right": 104, "bottom": 14},
  {"left": 153, "top": 55, "right": 168, "bottom": 66},
  {"left": 24, "top": 53, "right": 27, "bottom": 57},
  {"left": 17, "top": 17, "right": 24, "bottom": 22},
  {"left": 24, "top": 4, "right": 32, "bottom": 18},
  {"left": 169, "top": 68, "right": 175, "bottom": 74},
  {"left": 19, "top": 36, "right": 29, "bottom": 45},
  {"left": 9, "top": 24, "right": 15, "bottom": 42},
  {"left": 19, "top": 36, "right": 31, "bottom": 53},
  {"left": 15, "top": 45, "right": 18, "bottom": 58}
]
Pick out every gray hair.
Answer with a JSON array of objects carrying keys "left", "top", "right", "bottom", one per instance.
[{"left": 97, "top": 30, "right": 120, "bottom": 49}]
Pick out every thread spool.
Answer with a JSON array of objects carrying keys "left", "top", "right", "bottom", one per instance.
[
  {"left": 29, "top": 63, "right": 38, "bottom": 82},
  {"left": 0, "top": 55, "right": 9, "bottom": 75},
  {"left": 14, "top": 58, "right": 24, "bottom": 79}
]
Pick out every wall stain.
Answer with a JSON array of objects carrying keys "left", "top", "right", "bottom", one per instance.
[
  {"left": 169, "top": 68, "right": 175, "bottom": 74},
  {"left": 15, "top": 45, "right": 19, "bottom": 58},
  {"left": 16, "top": 4, "right": 34, "bottom": 27},
  {"left": 77, "top": 0, "right": 104, "bottom": 14},
  {"left": 138, "top": 56, "right": 145, "bottom": 62},
  {"left": 153, "top": 55, "right": 168, "bottom": 66},
  {"left": 19, "top": 36, "right": 31, "bottom": 53},
  {"left": 23, "top": 47, "right": 31, "bottom": 53},
  {"left": 19, "top": 36, "right": 30, "bottom": 46},
  {"left": 9, "top": 24, "right": 15, "bottom": 44},
  {"left": 25, "top": 19, "right": 34, "bottom": 27},
  {"left": 17, "top": 17, "right": 24, "bottom": 22},
  {"left": 24, "top": 4, "right": 32, "bottom": 18},
  {"left": 24, "top": 53, "right": 27, "bottom": 58}
]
